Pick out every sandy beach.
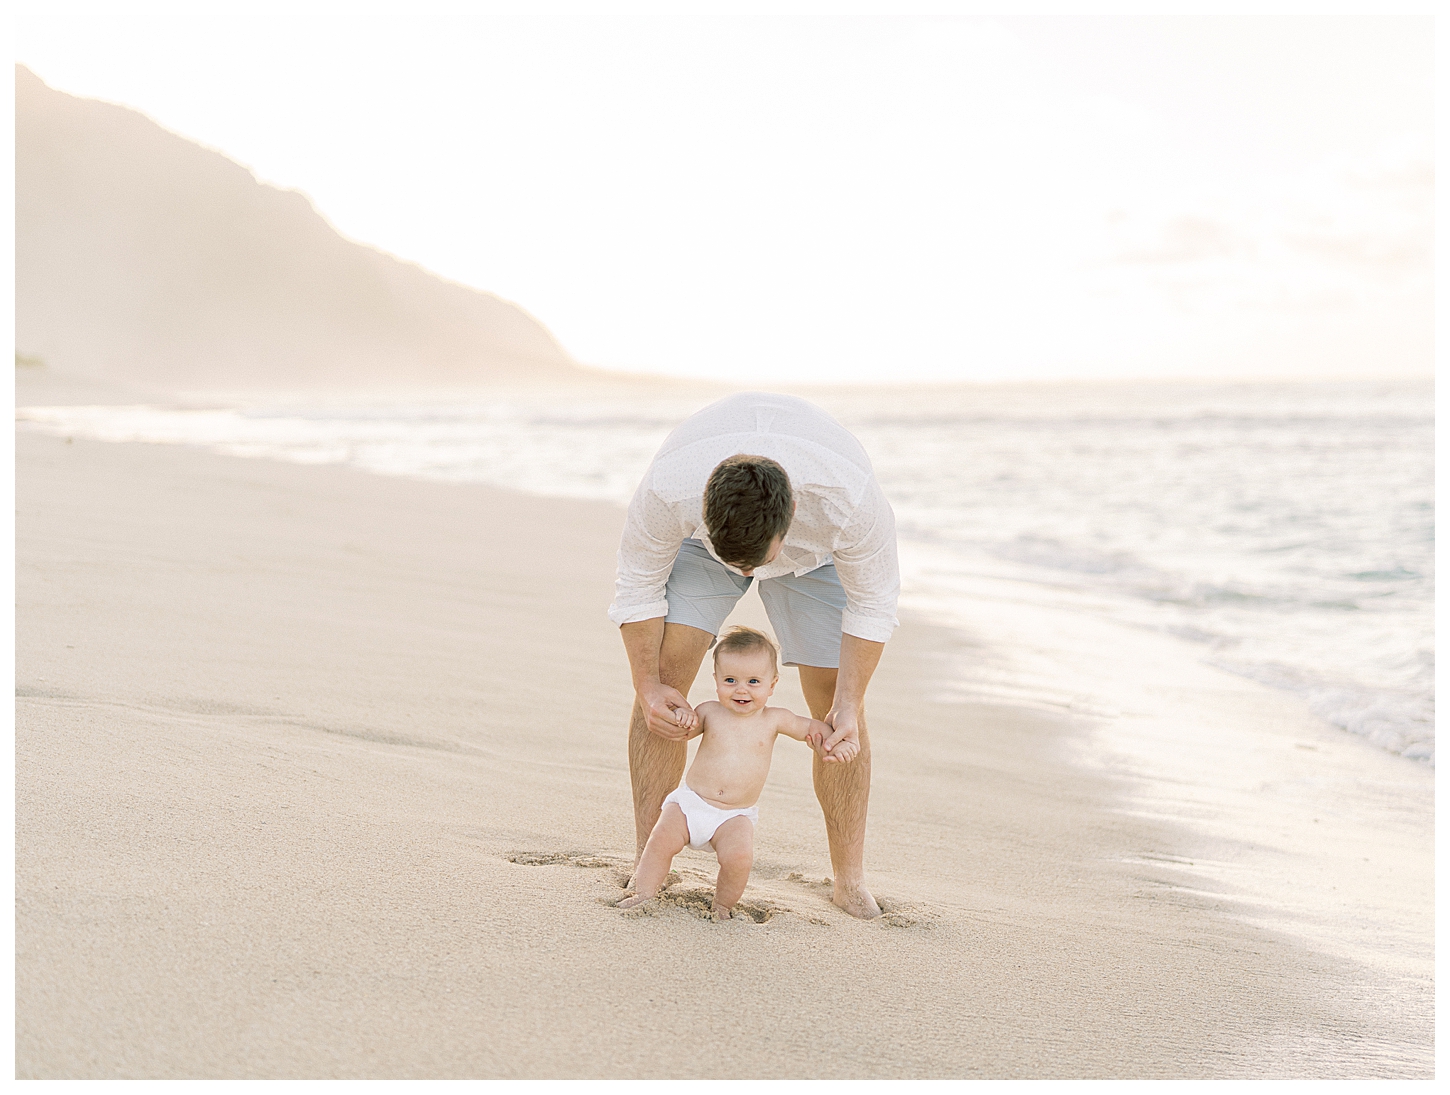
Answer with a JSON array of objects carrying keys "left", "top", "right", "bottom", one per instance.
[{"left": 14, "top": 369, "right": 1433, "bottom": 1079}]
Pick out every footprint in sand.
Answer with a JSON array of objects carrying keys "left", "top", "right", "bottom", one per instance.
[
  {"left": 508, "top": 853, "right": 784, "bottom": 923},
  {"left": 614, "top": 886, "right": 780, "bottom": 924},
  {"left": 781, "top": 870, "right": 937, "bottom": 929},
  {"left": 506, "top": 850, "right": 635, "bottom": 886},
  {"left": 508, "top": 853, "right": 934, "bottom": 927},
  {"left": 506, "top": 852, "right": 576, "bottom": 866}
]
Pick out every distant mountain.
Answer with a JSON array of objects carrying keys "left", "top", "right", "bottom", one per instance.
[{"left": 15, "top": 65, "right": 580, "bottom": 389}]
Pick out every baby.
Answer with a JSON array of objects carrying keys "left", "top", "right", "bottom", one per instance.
[{"left": 618, "top": 626, "right": 859, "bottom": 920}]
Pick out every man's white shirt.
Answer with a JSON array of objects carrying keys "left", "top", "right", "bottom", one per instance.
[{"left": 609, "top": 392, "right": 900, "bottom": 643}]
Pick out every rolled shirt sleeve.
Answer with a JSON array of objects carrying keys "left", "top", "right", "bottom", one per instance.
[
  {"left": 830, "top": 480, "right": 901, "bottom": 643},
  {"left": 608, "top": 480, "right": 684, "bottom": 626}
]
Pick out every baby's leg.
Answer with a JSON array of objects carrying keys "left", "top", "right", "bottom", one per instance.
[
  {"left": 617, "top": 803, "right": 689, "bottom": 909},
  {"left": 708, "top": 816, "right": 755, "bottom": 919}
]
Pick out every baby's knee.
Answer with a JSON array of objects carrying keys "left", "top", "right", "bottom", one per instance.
[
  {"left": 717, "top": 843, "right": 753, "bottom": 873},
  {"left": 650, "top": 804, "right": 689, "bottom": 847}
]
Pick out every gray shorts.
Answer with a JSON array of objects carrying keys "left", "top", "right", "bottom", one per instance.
[{"left": 663, "top": 539, "right": 846, "bottom": 668}]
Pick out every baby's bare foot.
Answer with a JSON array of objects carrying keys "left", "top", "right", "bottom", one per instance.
[
  {"left": 616, "top": 893, "right": 649, "bottom": 909},
  {"left": 712, "top": 904, "right": 733, "bottom": 921},
  {"left": 832, "top": 879, "right": 881, "bottom": 919}
]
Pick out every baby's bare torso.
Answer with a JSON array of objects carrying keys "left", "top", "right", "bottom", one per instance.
[{"left": 685, "top": 702, "right": 786, "bottom": 809}]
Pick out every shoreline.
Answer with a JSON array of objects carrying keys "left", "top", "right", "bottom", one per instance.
[
  {"left": 14, "top": 374, "right": 1434, "bottom": 1077},
  {"left": 892, "top": 543, "right": 1435, "bottom": 985}
]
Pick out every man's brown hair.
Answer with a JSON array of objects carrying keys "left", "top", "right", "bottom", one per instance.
[
  {"left": 712, "top": 625, "right": 779, "bottom": 672},
  {"left": 703, "top": 454, "right": 794, "bottom": 568}
]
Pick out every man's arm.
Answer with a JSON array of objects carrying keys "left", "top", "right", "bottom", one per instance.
[
  {"left": 609, "top": 481, "right": 686, "bottom": 630},
  {"left": 819, "top": 477, "right": 896, "bottom": 752},
  {"left": 828, "top": 480, "right": 900, "bottom": 646},
  {"left": 820, "top": 633, "right": 885, "bottom": 754},
  {"left": 621, "top": 618, "right": 698, "bottom": 740}
]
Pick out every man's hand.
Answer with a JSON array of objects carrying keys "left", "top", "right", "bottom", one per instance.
[
  {"left": 819, "top": 705, "right": 862, "bottom": 762},
  {"left": 639, "top": 681, "right": 697, "bottom": 740}
]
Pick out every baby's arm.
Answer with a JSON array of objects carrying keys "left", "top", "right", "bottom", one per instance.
[
  {"left": 681, "top": 701, "right": 720, "bottom": 740},
  {"left": 772, "top": 709, "right": 859, "bottom": 763}
]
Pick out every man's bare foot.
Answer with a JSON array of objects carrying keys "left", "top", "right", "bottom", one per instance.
[
  {"left": 832, "top": 878, "right": 881, "bottom": 919},
  {"left": 712, "top": 905, "right": 733, "bottom": 921},
  {"left": 616, "top": 893, "right": 649, "bottom": 909}
]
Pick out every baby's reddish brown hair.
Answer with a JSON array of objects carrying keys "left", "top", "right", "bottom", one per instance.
[{"left": 712, "top": 626, "right": 779, "bottom": 671}]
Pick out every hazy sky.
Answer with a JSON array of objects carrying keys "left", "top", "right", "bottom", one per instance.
[{"left": 16, "top": 3, "right": 1435, "bottom": 383}]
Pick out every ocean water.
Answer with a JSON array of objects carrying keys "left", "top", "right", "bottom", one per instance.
[{"left": 18, "top": 379, "right": 1433, "bottom": 763}]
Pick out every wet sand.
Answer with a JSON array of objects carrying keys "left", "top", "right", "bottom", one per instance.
[{"left": 14, "top": 392, "right": 1433, "bottom": 1077}]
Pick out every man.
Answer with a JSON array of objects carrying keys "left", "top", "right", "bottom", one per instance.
[{"left": 609, "top": 391, "right": 899, "bottom": 918}]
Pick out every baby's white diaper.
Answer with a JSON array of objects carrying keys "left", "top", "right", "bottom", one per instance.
[{"left": 663, "top": 783, "right": 759, "bottom": 850}]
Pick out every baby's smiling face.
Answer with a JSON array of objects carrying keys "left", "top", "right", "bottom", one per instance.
[{"left": 713, "top": 648, "right": 778, "bottom": 715}]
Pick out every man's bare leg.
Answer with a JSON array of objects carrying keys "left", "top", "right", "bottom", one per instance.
[
  {"left": 628, "top": 623, "right": 715, "bottom": 863},
  {"left": 799, "top": 665, "right": 881, "bottom": 919},
  {"left": 617, "top": 804, "right": 690, "bottom": 909},
  {"left": 708, "top": 816, "right": 755, "bottom": 919}
]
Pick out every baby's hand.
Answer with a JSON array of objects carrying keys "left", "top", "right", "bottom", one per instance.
[
  {"left": 672, "top": 704, "right": 698, "bottom": 732},
  {"left": 801, "top": 717, "right": 853, "bottom": 762}
]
